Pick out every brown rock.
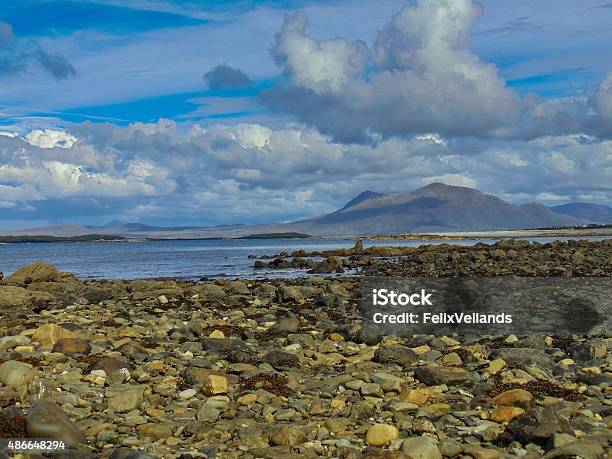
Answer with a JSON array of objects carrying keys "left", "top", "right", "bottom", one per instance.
[
  {"left": 5, "top": 262, "right": 59, "bottom": 286},
  {"left": 269, "top": 425, "right": 306, "bottom": 446},
  {"left": 492, "top": 389, "right": 534, "bottom": 410},
  {"left": 52, "top": 338, "right": 92, "bottom": 355},
  {"left": 490, "top": 406, "right": 525, "bottom": 423},
  {"left": 0, "top": 285, "right": 31, "bottom": 308},
  {"left": 137, "top": 423, "right": 173, "bottom": 440}
]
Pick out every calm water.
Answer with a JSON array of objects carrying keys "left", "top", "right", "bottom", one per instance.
[{"left": 0, "top": 237, "right": 608, "bottom": 280}]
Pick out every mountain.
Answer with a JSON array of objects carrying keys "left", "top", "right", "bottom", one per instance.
[
  {"left": 338, "top": 191, "right": 387, "bottom": 211},
  {"left": 550, "top": 202, "right": 612, "bottom": 223},
  {"left": 277, "top": 183, "right": 591, "bottom": 235},
  {"left": 0, "top": 183, "right": 600, "bottom": 238}
]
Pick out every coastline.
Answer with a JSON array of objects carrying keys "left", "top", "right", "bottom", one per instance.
[{"left": 0, "top": 239, "right": 610, "bottom": 458}]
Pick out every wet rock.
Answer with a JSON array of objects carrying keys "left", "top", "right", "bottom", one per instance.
[
  {"left": 500, "top": 406, "right": 573, "bottom": 446},
  {"left": 26, "top": 400, "right": 86, "bottom": 447},
  {"left": 0, "top": 360, "right": 34, "bottom": 386},
  {"left": 366, "top": 424, "right": 399, "bottom": 446},
  {"left": 414, "top": 365, "right": 471, "bottom": 386},
  {"left": 51, "top": 338, "right": 92, "bottom": 355},
  {"left": 201, "top": 337, "right": 254, "bottom": 363},
  {"left": 490, "top": 348, "right": 553, "bottom": 369},
  {"left": 374, "top": 345, "right": 418, "bottom": 366},
  {"left": 80, "top": 286, "right": 114, "bottom": 303},
  {"left": 262, "top": 351, "right": 299, "bottom": 369},
  {"left": 277, "top": 286, "right": 303, "bottom": 303}
]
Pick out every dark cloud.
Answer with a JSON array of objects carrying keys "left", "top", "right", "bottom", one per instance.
[
  {"left": 0, "top": 21, "right": 76, "bottom": 80},
  {"left": 203, "top": 64, "right": 251, "bottom": 90}
]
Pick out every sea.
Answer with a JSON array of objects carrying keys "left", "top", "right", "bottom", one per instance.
[{"left": 0, "top": 236, "right": 609, "bottom": 280}]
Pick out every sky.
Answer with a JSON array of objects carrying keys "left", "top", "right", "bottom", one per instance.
[{"left": 0, "top": 0, "right": 611, "bottom": 228}]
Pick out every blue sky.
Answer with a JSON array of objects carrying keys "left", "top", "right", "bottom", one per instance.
[{"left": 0, "top": 0, "right": 611, "bottom": 228}]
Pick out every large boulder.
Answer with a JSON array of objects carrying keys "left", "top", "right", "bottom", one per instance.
[{"left": 4, "top": 262, "right": 59, "bottom": 286}]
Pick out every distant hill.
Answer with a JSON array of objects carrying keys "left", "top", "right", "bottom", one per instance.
[
  {"left": 277, "top": 183, "right": 590, "bottom": 236},
  {"left": 0, "top": 183, "right": 601, "bottom": 238},
  {"left": 550, "top": 202, "right": 612, "bottom": 223}
]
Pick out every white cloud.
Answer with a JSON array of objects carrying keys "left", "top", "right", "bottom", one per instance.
[
  {"left": 25, "top": 129, "right": 78, "bottom": 149},
  {"left": 266, "top": 0, "right": 612, "bottom": 142}
]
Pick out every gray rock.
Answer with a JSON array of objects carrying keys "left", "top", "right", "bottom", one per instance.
[
  {"left": 542, "top": 440, "right": 604, "bottom": 459},
  {"left": 490, "top": 347, "right": 553, "bottom": 369},
  {"left": 401, "top": 436, "right": 442, "bottom": 459},
  {"left": 0, "top": 360, "right": 34, "bottom": 386},
  {"left": 26, "top": 400, "right": 86, "bottom": 448},
  {"left": 502, "top": 406, "right": 573, "bottom": 446},
  {"left": 414, "top": 365, "right": 471, "bottom": 386},
  {"left": 374, "top": 345, "right": 418, "bottom": 366},
  {"left": 262, "top": 351, "right": 299, "bottom": 369}
]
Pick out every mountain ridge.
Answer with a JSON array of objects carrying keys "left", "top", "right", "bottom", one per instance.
[{"left": 0, "top": 183, "right": 608, "bottom": 238}]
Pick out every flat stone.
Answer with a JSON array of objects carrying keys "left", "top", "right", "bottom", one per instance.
[
  {"left": 26, "top": 400, "right": 86, "bottom": 448},
  {"left": 366, "top": 424, "right": 399, "bottom": 446},
  {"left": 0, "top": 286, "right": 31, "bottom": 308},
  {"left": 106, "top": 385, "right": 145, "bottom": 412},
  {"left": 401, "top": 436, "right": 442, "bottom": 459},
  {"left": 31, "top": 323, "right": 76, "bottom": 347},
  {"left": 0, "top": 360, "right": 34, "bottom": 386},
  {"left": 372, "top": 372, "right": 402, "bottom": 392},
  {"left": 414, "top": 365, "right": 471, "bottom": 386}
]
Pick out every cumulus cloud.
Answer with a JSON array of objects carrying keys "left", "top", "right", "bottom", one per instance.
[
  {"left": 0, "top": 120, "right": 610, "bottom": 225},
  {"left": 265, "top": 0, "right": 611, "bottom": 142},
  {"left": 25, "top": 129, "right": 78, "bottom": 149},
  {"left": 0, "top": 21, "right": 76, "bottom": 80},
  {"left": 272, "top": 12, "right": 369, "bottom": 94},
  {"left": 203, "top": 64, "right": 252, "bottom": 90}
]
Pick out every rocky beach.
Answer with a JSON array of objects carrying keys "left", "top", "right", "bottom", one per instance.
[{"left": 0, "top": 239, "right": 610, "bottom": 459}]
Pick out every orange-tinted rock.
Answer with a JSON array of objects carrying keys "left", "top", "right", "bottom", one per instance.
[
  {"left": 492, "top": 389, "right": 534, "bottom": 410},
  {"left": 52, "top": 338, "right": 92, "bottom": 355}
]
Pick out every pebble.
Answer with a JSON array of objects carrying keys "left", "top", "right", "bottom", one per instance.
[{"left": 401, "top": 436, "right": 442, "bottom": 459}]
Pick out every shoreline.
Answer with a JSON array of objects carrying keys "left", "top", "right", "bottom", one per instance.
[{"left": 0, "top": 241, "right": 610, "bottom": 458}]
